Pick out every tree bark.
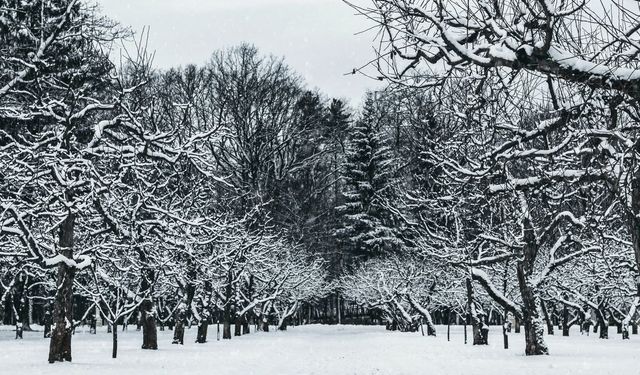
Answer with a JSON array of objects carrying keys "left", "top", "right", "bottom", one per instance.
[
  {"left": 242, "top": 315, "right": 250, "bottom": 335},
  {"left": 112, "top": 323, "right": 118, "bottom": 359},
  {"left": 596, "top": 309, "right": 608, "bottom": 339},
  {"left": 562, "top": 303, "right": 570, "bottom": 336},
  {"left": 446, "top": 309, "right": 451, "bottom": 342},
  {"left": 173, "top": 321, "right": 185, "bottom": 345},
  {"left": 234, "top": 316, "right": 242, "bottom": 336},
  {"left": 48, "top": 211, "right": 75, "bottom": 363},
  {"left": 540, "top": 300, "right": 554, "bottom": 335},
  {"left": 466, "top": 278, "right": 488, "bottom": 345},
  {"left": 516, "top": 218, "right": 549, "bottom": 356},
  {"left": 196, "top": 319, "right": 208, "bottom": 343},
  {"left": 516, "top": 264, "right": 549, "bottom": 355},
  {"left": 141, "top": 299, "right": 158, "bottom": 349},
  {"left": 138, "top": 244, "right": 158, "bottom": 350},
  {"left": 223, "top": 271, "right": 232, "bottom": 339}
]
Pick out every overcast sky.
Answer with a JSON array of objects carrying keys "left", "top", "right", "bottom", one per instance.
[{"left": 96, "top": 0, "right": 382, "bottom": 106}]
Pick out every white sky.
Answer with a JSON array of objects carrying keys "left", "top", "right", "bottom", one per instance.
[{"left": 96, "top": 0, "right": 382, "bottom": 106}]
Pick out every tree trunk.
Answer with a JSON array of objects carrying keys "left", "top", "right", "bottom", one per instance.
[
  {"left": 503, "top": 313, "right": 509, "bottom": 350},
  {"left": 278, "top": 317, "right": 288, "bottom": 331},
  {"left": 112, "top": 323, "right": 118, "bottom": 359},
  {"left": 48, "top": 211, "right": 75, "bottom": 363},
  {"left": 234, "top": 317, "right": 242, "bottom": 336},
  {"left": 172, "top": 304, "right": 186, "bottom": 345},
  {"left": 261, "top": 302, "right": 271, "bottom": 332},
  {"left": 242, "top": 316, "right": 250, "bottom": 335},
  {"left": 562, "top": 303, "right": 570, "bottom": 336},
  {"left": 138, "top": 244, "right": 158, "bottom": 350},
  {"left": 141, "top": 299, "right": 158, "bottom": 349},
  {"left": 516, "top": 264, "right": 548, "bottom": 355},
  {"left": 463, "top": 319, "right": 467, "bottom": 344},
  {"left": 44, "top": 306, "right": 52, "bottom": 338},
  {"left": 597, "top": 310, "right": 608, "bottom": 339},
  {"left": 466, "top": 278, "right": 488, "bottom": 345},
  {"left": 223, "top": 272, "right": 232, "bottom": 339},
  {"left": 196, "top": 320, "right": 208, "bottom": 343},
  {"left": 337, "top": 293, "right": 342, "bottom": 324},
  {"left": 447, "top": 309, "right": 451, "bottom": 342},
  {"left": 223, "top": 311, "right": 232, "bottom": 339},
  {"left": 540, "top": 300, "right": 554, "bottom": 335},
  {"left": 172, "top": 320, "right": 185, "bottom": 344}
]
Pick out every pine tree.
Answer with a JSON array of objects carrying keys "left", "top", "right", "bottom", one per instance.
[{"left": 336, "top": 93, "right": 402, "bottom": 263}]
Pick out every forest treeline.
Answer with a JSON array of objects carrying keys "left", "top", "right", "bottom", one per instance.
[{"left": 2, "top": 0, "right": 640, "bottom": 363}]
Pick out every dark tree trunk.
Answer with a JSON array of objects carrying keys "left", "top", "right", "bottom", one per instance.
[
  {"left": 278, "top": 315, "right": 289, "bottom": 331},
  {"left": 242, "top": 316, "right": 250, "bottom": 335},
  {"left": 112, "top": 323, "right": 118, "bottom": 358},
  {"left": 172, "top": 303, "right": 186, "bottom": 345},
  {"left": 138, "top": 244, "right": 158, "bottom": 350},
  {"left": 447, "top": 309, "right": 451, "bottom": 341},
  {"left": 516, "top": 264, "right": 548, "bottom": 355},
  {"left": 466, "top": 278, "right": 488, "bottom": 345},
  {"left": 48, "top": 212, "right": 75, "bottom": 363},
  {"left": 463, "top": 319, "right": 467, "bottom": 344},
  {"left": 89, "top": 308, "right": 97, "bottom": 334},
  {"left": 196, "top": 320, "right": 208, "bottom": 343},
  {"left": 540, "top": 300, "right": 554, "bottom": 335},
  {"left": 44, "top": 321, "right": 51, "bottom": 337},
  {"left": 173, "top": 321, "right": 185, "bottom": 344},
  {"left": 141, "top": 299, "right": 158, "bottom": 349},
  {"left": 223, "top": 271, "right": 232, "bottom": 339},
  {"left": 261, "top": 302, "right": 271, "bottom": 332},
  {"left": 262, "top": 312, "right": 270, "bottom": 332},
  {"left": 503, "top": 312, "right": 509, "bottom": 350},
  {"left": 562, "top": 304, "right": 570, "bottom": 336},
  {"left": 630, "top": 175, "right": 640, "bottom": 316},
  {"left": 597, "top": 310, "right": 608, "bottom": 339},
  {"left": 223, "top": 312, "right": 232, "bottom": 339},
  {"left": 234, "top": 317, "right": 242, "bottom": 336}
]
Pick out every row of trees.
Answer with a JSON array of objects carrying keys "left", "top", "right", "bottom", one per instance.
[
  {"left": 336, "top": 0, "right": 640, "bottom": 356},
  {"left": 4, "top": 0, "right": 640, "bottom": 364},
  {"left": 0, "top": 0, "right": 347, "bottom": 362}
]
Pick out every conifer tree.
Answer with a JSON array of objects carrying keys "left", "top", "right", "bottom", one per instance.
[{"left": 336, "top": 93, "right": 402, "bottom": 263}]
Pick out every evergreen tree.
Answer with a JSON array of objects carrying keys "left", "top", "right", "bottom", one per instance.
[
  {"left": 325, "top": 99, "right": 351, "bottom": 152},
  {"left": 335, "top": 93, "right": 402, "bottom": 263}
]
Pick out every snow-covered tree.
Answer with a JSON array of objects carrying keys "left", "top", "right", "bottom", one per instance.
[{"left": 336, "top": 93, "right": 403, "bottom": 262}]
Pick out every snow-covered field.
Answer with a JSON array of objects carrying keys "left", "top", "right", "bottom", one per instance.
[{"left": 1, "top": 324, "right": 637, "bottom": 375}]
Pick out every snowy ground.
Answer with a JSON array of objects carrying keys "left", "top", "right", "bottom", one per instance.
[{"left": 1, "top": 324, "right": 638, "bottom": 374}]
